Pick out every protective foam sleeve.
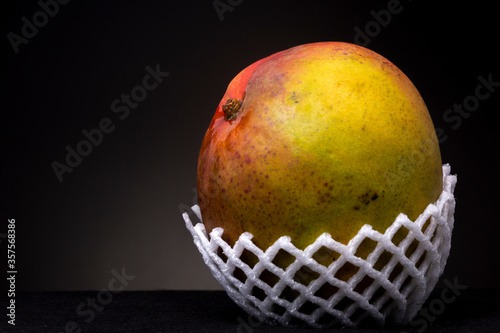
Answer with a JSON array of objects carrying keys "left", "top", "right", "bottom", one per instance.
[{"left": 182, "top": 164, "right": 457, "bottom": 328}]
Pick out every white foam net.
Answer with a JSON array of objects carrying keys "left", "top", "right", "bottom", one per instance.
[{"left": 182, "top": 164, "right": 457, "bottom": 328}]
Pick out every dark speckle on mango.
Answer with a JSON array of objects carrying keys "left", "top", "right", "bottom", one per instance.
[{"left": 357, "top": 190, "right": 379, "bottom": 206}]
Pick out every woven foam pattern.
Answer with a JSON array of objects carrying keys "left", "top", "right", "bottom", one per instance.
[{"left": 182, "top": 164, "right": 457, "bottom": 328}]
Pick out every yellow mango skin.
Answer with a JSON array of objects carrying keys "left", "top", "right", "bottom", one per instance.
[{"left": 197, "top": 42, "right": 442, "bottom": 253}]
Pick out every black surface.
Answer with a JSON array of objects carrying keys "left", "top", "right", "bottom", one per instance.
[{"left": 2, "top": 289, "right": 499, "bottom": 332}]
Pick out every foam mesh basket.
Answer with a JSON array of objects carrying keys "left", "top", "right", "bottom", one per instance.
[{"left": 182, "top": 164, "right": 457, "bottom": 328}]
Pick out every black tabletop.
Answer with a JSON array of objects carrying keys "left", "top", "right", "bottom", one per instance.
[{"left": 2, "top": 289, "right": 499, "bottom": 332}]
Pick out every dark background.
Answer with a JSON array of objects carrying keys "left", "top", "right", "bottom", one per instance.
[{"left": 1, "top": 0, "right": 499, "bottom": 293}]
